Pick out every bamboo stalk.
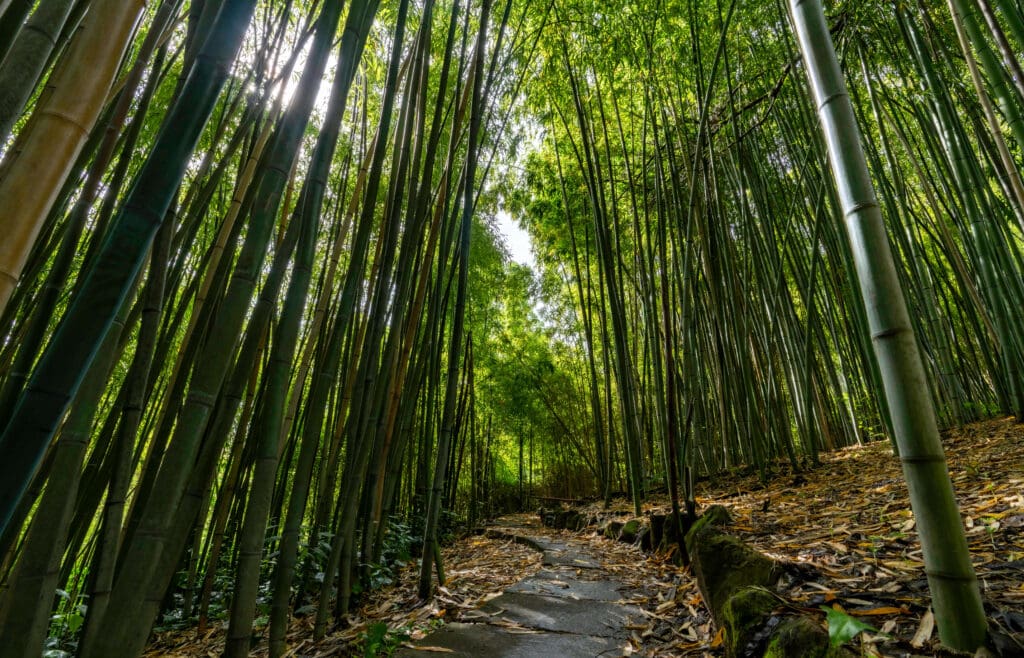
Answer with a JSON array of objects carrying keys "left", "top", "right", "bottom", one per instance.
[{"left": 790, "top": 0, "right": 987, "bottom": 649}]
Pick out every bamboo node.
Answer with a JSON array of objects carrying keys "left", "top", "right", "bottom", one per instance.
[
  {"left": 923, "top": 569, "right": 981, "bottom": 583},
  {"left": 844, "top": 200, "right": 880, "bottom": 217},
  {"left": 898, "top": 454, "right": 947, "bottom": 464},
  {"left": 38, "top": 108, "right": 92, "bottom": 137},
  {"left": 870, "top": 326, "right": 910, "bottom": 340},
  {"left": 817, "top": 90, "right": 849, "bottom": 112}
]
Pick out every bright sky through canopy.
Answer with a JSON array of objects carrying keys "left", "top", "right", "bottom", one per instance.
[{"left": 495, "top": 209, "right": 535, "bottom": 268}]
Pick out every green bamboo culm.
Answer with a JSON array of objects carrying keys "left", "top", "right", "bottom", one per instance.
[
  {"left": 0, "top": 0, "right": 257, "bottom": 537},
  {"left": 789, "top": 0, "right": 988, "bottom": 651}
]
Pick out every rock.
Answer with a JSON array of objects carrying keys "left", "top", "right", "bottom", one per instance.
[
  {"left": 689, "top": 528, "right": 779, "bottom": 627},
  {"left": 619, "top": 519, "right": 643, "bottom": 544},
  {"left": 684, "top": 504, "right": 731, "bottom": 551},
  {"left": 554, "top": 509, "right": 571, "bottom": 529},
  {"left": 683, "top": 505, "right": 855, "bottom": 658},
  {"left": 639, "top": 524, "right": 653, "bottom": 551},
  {"left": 563, "top": 510, "right": 584, "bottom": 530},
  {"left": 649, "top": 513, "right": 666, "bottom": 547},
  {"left": 603, "top": 520, "right": 624, "bottom": 540},
  {"left": 764, "top": 616, "right": 853, "bottom": 658},
  {"left": 661, "top": 518, "right": 681, "bottom": 551},
  {"left": 722, "top": 586, "right": 778, "bottom": 657},
  {"left": 540, "top": 507, "right": 559, "bottom": 527}
]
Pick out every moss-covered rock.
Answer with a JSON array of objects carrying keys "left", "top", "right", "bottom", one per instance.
[
  {"left": 684, "top": 504, "right": 731, "bottom": 554},
  {"left": 764, "top": 616, "right": 853, "bottom": 658},
  {"left": 721, "top": 592, "right": 854, "bottom": 658},
  {"left": 660, "top": 517, "right": 682, "bottom": 548},
  {"left": 539, "top": 507, "right": 560, "bottom": 527},
  {"left": 721, "top": 587, "right": 778, "bottom": 657},
  {"left": 603, "top": 520, "right": 624, "bottom": 539},
  {"left": 680, "top": 505, "right": 857, "bottom": 658},
  {"left": 619, "top": 519, "right": 643, "bottom": 543},
  {"left": 690, "top": 530, "right": 778, "bottom": 627}
]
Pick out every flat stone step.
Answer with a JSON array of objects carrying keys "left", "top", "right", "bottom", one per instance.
[
  {"left": 505, "top": 569, "right": 625, "bottom": 601},
  {"left": 479, "top": 591, "right": 639, "bottom": 637},
  {"left": 540, "top": 544, "right": 602, "bottom": 569},
  {"left": 395, "top": 622, "right": 622, "bottom": 657},
  {"left": 397, "top": 528, "right": 640, "bottom": 656}
]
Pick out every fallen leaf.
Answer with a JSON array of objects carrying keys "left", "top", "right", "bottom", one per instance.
[
  {"left": 849, "top": 606, "right": 906, "bottom": 616},
  {"left": 911, "top": 609, "right": 934, "bottom": 648}
]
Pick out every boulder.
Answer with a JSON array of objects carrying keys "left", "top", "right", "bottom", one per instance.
[
  {"left": 684, "top": 506, "right": 853, "bottom": 658},
  {"left": 619, "top": 519, "right": 643, "bottom": 544}
]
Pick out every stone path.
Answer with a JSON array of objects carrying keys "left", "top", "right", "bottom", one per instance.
[{"left": 397, "top": 518, "right": 641, "bottom": 657}]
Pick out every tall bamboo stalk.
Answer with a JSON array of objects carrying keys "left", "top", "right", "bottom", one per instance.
[{"left": 790, "top": 0, "right": 987, "bottom": 649}]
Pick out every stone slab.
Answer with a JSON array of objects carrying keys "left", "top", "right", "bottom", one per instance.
[
  {"left": 479, "top": 591, "right": 640, "bottom": 637},
  {"left": 506, "top": 570, "right": 625, "bottom": 601},
  {"left": 395, "top": 622, "right": 623, "bottom": 657},
  {"left": 542, "top": 549, "right": 601, "bottom": 569}
]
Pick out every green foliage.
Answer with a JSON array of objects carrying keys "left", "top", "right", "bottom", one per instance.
[
  {"left": 45, "top": 589, "right": 87, "bottom": 657},
  {"left": 381, "top": 520, "right": 414, "bottom": 565},
  {"left": 361, "top": 619, "right": 448, "bottom": 658},
  {"left": 820, "top": 606, "right": 878, "bottom": 648},
  {"left": 363, "top": 622, "right": 390, "bottom": 657},
  {"left": 299, "top": 529, "right": 335, "bottom": 585}
]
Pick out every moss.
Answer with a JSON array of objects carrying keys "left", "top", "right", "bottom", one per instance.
[
  {"left": 684, "top": 504, "right": 731, "bottom": 553},
  {"left": 619, "top": 519, "right": 643, "bottom": 543},
  {"left": 721, "top": 587, "right": 777, "bottom": 658},
  {"left": 764, "top": 617, "right": 853, "bottom": 658},
  {"left": 691, "top": 530, "right": 777, "bottom": 625}
]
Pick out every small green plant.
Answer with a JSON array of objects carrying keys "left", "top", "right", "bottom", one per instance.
[
  {"left": 983, "top": 517, "right": 1000, "bottom": 549},
  {"left": 46, "top": 589, "right": 87, "bottom": 657},
  {"left": 362, "top": 622, "right": 411, "bottom": 657},
  {"left": 868, "top": 535, "right": 885, "bottom": 564},
  {"left": 821, "top": 606, "right": 878, "bottom": 648},
  {"left": 358, "top": 519, "right": 416, "bottom": 595}
]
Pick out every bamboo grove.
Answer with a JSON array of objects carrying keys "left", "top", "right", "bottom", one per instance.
[{"left": 0, "top": 0, "right": 1020, "bottom": 654}]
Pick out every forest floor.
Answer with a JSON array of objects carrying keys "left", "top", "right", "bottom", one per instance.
[{"left": 146, "top": 416, "right": 1024, "bottom": 657}]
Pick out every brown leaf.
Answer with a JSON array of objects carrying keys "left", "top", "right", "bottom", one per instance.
[
  {"left": 849, "top": 606, "right": 906, "bottom": 616},
  {"left": 911, "top": 609, "right": 934, "bottom": 648}
]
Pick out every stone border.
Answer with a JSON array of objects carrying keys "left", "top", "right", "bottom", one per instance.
[{"left": 537, "top": 504, "right": 854, "bottom": 658}]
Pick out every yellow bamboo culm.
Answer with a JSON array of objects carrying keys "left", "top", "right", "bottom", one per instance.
[{"left": 0, "top": 0, "right": 147, "bottom": 315}]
